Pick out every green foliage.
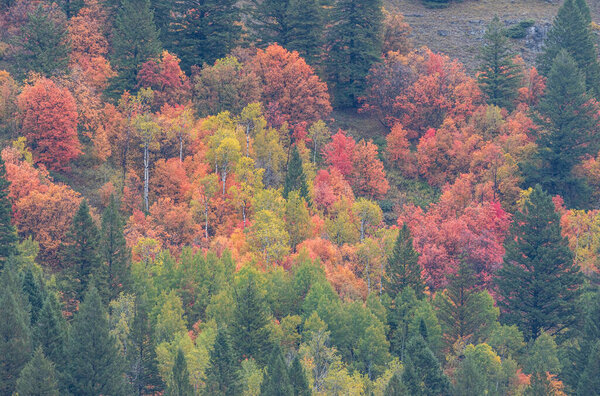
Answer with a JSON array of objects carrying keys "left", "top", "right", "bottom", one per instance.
[
  {"left": 166, "top": 348, "right": 193, "bottom": 396},
  {"left": 289, "top": 355, "right": 311, "bottom": 396},
  {"left": 384, "top": 371, "right": 406, "bottom": 395},
  {"left": 504, "top": 19, "right": 535, "bottom": 39},
  {"left": 260, "top": 346, "right": 293, "bottom": 395},
  {"left": 100, "top": 195, "right": 131, "bottom": 302},
  {"left": 496, "top": 185, "right": 583, "bottom": 340},
  {"left": 283, "top": 145, "right": 310, "bottom": 201},
  {"left": 577, "top": 340, "right": 600, "bottom": 396},
  {"left": 453, "top": 343, "right": 515, "bottom": 396},
  {"left": 22, "top": 267, "right": 45, "bottom": 326},
  {"left": 384, "top": 224, "right": 423, "bottom": 300},
  {"left": 205, "top": 328, "right": 240, "bottom": 395},
  {"left": 285, "top": 191, "right": 311, "bottom": 251},
  {"left": 0, "top": 156, "right": 17, "bottom": 269},
  {"left": 401, "top": 336, "right": 450, "bottom": 396},
  {"left": 15, "top": 347, "right": 60, "bottom": 396}
]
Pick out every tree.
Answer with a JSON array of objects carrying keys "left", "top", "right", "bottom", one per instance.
[
  {"left": 325, "top": 0, "right": 384, "bottom": 107},
  {"left": 167, "top": 0, "right": 241, "bottom": 72},
  {"left": 385, "top": 224, "right": 424, "bottom": 300},
  {"left": 401, "top": 336, "right": 450, "bottom": 396},
  {"left": 384, "top": 371, "right": 405, "bottom": 395},
  {"left": 17, "top": 77, "right": 81, "bottom": 171},
  {"left": 285, "top": 191, "right": 311, "bottom": 251},
  {"left": 67, "top": 284, "right": 128, "bottom": 395},
  {"left": 352, "top": 198, "right": 383, "bottom": 242},
  {"left": 260, "top": 346, "right": 293, "bottom": 395},
  {"left": 531, "top": 50, "right": 599, "bottom": 208},
  {"left": 0, "top": 262, "right": 32, "bottom": 395},
  {"left": 15, "top": 347, "right": 60, "bottom": 396},
  {"left": 477, "top": 16, "right": 522, "bottom": 110},
  {"left": 577, "top": 340, "right": 600, "bottom": 396},
  {"left": 351, "top": 140, "right": 390, "bottom": 199},
  {"left": 251, "top": 209, "right": 290, "bottom": 264},
  {"left": 134, "top": 111, "right": 162, "bottom": 211},
  {"left": 100, "top": 195, "right": 131, "bottom": 302},
  {"left": 525, "top": 332, "right": 561, "bottom": 395},
  {"left": 382, "top": 10, "right": 412, "bottom": 55},
  {"left": 205, "top": 328, "right": 240, "bottom": 395},
  {"left": 109, "top": 0, "right": 161, "bottom": 96},
  {"left": 537, "top": 0, "right": 600, "bottom": 98},
  {"left": 22, "top": 267, "right": 45, "bottom": 326},
  {"left": 166, "top": 348, "right": 193, "bottom": 396},
  {"left": 0, "top": 155, "right": 16, "bottom": 268},
  {"left": 283, "top": 145, "right": 310, "bottom": 201},
  {"left": 137, "top": 51, "right": 191, "bottom": 111},
  {"left": 496, "top": 185, "right": 583, "bottom": 341},
  {"left": 289, "top": 355, "right": 310, "bottom": 396}
]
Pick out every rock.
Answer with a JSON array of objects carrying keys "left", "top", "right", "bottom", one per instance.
[
  {"left": 437, "top": 30, "right": 449, "bottom": 36},
  {"left": 525, "top": 22, "right": 551, "bottom": 52}
]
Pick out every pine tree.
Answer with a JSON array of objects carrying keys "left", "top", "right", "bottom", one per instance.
[
  {"left": 537, "top": 0, "right": 600, "bottom": 98},
  {"left": 496, "top": 185, "right": 583, "bottom": 341},
  {"left": 532, "top": 50, "right": 599, "bottom": 208},
  {"left": 260, "top": 346, "right": 294, "bottom": 396},
  {"left": 325, "top": 0, "right": 384, "bottom": 107},
  {"left": 246, "top": 0, "right": 291, "bottom": 46},
  {"left": 477, "top": 16, "right": 523, "bottom": 110},
  {"left": 401, "top": 336, "right": 449, "bottom": 396},
  {"left": 62, "top": 200, "right": 104, "bottom": 309},
  {"left": 0, "top": 155, "right": 17, "bottom": 269},
  {"left": 167, "top": 348, "right": 193, "bottom": 396},
  {"left": 384, "top": 371, "right": 405, "bottom": 396},
  {"left": 22, "top": 268, "right": 45, "bottom": 326},
  {"left": 109, "top": 0, "right": 161, "bottom": 96},
  {"left": 0, "top": 261, "right": 33, "bottom": 395},
  {"left": 384, "top": 224, "right": 424, "bottom": 300},
  {"left": 100, "top": 195, "right": 131, "bottom": 302},
  {"left": 577, "top": 340, "right": 600, "bottom": 396},
  {"left": 283, "top": 145, "right": 309, "bottom": 201},
  {"left": 289, "top": 355, "right": 310, "bottom": 396},
  {"left": 15, "top": 347, "right": 60, "bottom": 396},
  {"left": 67, "top": 284, "right": 128, "bottom": 395},
  {"left": 205, "top": 328, "right": 240, "bottom": 395},
  {"left": 168, "top": 0, "right": 241, "bottom": 72}
]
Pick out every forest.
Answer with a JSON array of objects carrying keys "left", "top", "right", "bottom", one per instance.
[{"left": 0, "top": 0, "right": 599, "bottom": 395}]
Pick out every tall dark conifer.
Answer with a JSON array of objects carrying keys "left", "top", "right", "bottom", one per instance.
[
  {"left": 22, "top": 267, "right": 45, "bottom": 326},
  {"left": 496, "top": 185, "right": 582, "bottom": 341},
  {"left": 15, "top": 347, "right": 60, "bottom": 396},
  {"left": 283, "top": 145, "right": 310, "bottom": 201},
  {"left": 167, "top": 348, "right": 193, "bottom": 396},
  {"left": 260, "top": 346, "right": 293, "bottom": 396},
  {"left": 401, "top": 336, "right": 449, "bottom": 396},
  {"left": 100, "top": 195, "right": 131, "bottom": 302},
  {"left": 384, "top": 224, "right": 423, "bottom": 300},
  {"left": 0, "top": 156, "right": 17, "bottom": 269},
  {"left": 205, "top": 328, "right": 240, "bottom": 395},
  {"left": 289, "top": 355, "right": 310, "bottom": 396}
]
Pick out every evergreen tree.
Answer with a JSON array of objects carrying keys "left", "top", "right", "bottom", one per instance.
[
  {"left": 325, "top": 0, "right": 384, "bottom": 107},
  {"left": 532, "top": 50, "right": 599, "bottom": 208},
  {"left": 166, "top": 348, "right": 193, "bottom": 396},
  {"left": 231, "top": 272, "right": 273, "bottom": 365},
  {"left": 205, "top": 328, "right": 240, "bottom": 395},
  {"left": 384, "top": 371, "right": 405, "bottom": 396},
  {"left": 401, "top": 336, "right": 450, "bottom": 396},
  {"left": 109, "top": 0, "right": 161, "bottom": 96},
  {"left": 62, "top": 200, "right": 104, "bottom": 308},
  {"left": 0, "top": 155, "right": 17, "bottom": 269},
  {"left": 67, "top": 284, "right": 128, "bottom": 395},
  {"left": 61, "top": 0, "right": 85, "bottom": 18},
  {"left": 168, "top": 0, "right": 241, "bottom": 72},
  {"left": 150, "top": 0, "right": 172, "bottom": 42},
  {"left": 537, "top": 0, "right": 600, "bottom": 98},
  {"left": 496, "top": 185, "right": 582, "bottom": 341},
  {"left": 477, "top": 16, "right": 522, "bottom": 110},
  {"left": 289, "top": 355, "right": 310, "bottom": 396},
  {"left": 577, "top": 340, "right": 600, "bottom": 396},
  {"left": 0, "top": 262, "right": 32, "bottom": 395},
  {"left": 260, "top": 346, "right": 293, "bottom": 396},
  {"left": 384, "top": 224, "right": 424, "bottom": 300},
  {"left": 22, "top": 267, "right": 45, "bottom": 326},
  {"left": 283, "top": 145, "right": 310, "bottom": 201},
  {"left": 100, "top": 195, "right": 131, "bottom": 302},
  {"left": 15, "top": 347, "right": 60, "bottom": 396}
]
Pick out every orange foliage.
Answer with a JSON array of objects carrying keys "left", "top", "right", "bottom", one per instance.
[
  {"left": 322, "top": 129, "right": 356, "bottom": 177},
  {"left": 138, "top": 51, "right": 191, "bottom": 111},
  {"left": 386, "top": 123, "right": 417, "bottom": 177},
  {"left": 152, "top": 158, "right": 192, "bottom": 204},
  {"left": 1, "top": 146, "right": 48, "bottom": 203},
  {"left": 351, "top": 140, "right": 390, "bottom": 199}
]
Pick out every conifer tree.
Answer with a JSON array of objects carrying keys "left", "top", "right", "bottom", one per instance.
[
  {"left": 100, "top": 195, "right": 131, "bottom": 302},
  {"left": 22, "top": 268, "right": 45, "bottom": 326},
  {"left": 246, "top": 0, "right": 291, "bottom": 46},
  {"left": 577, "top": 340, "right": 600, "bottom": 396},
  {"left": 0, "top": 262, "right": 32, "bottom": 395},
  {"left": 109, "top": 0, "right": 161, "bottom": 96},
  {"left": 384, "top": 224, "right": 424, "bottom": 300},
  {"left": 15, "top": 347, "right": 60, "bottom": 396},
  {"left": 401, "top": 336, "right": 449, "bottom": 396},
  {"left": 62, "top": 200, "right": 104, "bottom": 308},
  {"left": 325, "top": 0, "right": 384, "bottom": 107},
  {"left": 532, "top": 50, "right": 599, "bottom": 208},
  {"left": 537, "top": 0, "right": 600, "bottom": 98},
  {"left": 283, "top": 145, "right": 310, "bottom": 201},
  {"left": 384, "top": 371, "right": 405, "bottom": 396},
  {"left": 205, "top": 328, "right": 240, "bottom": 395},
  {"left": 260, "top": 346, "right": 294, "bottom": 396},
  {"left": 478, "top": 16, "right": 522, "bottom": 110},
  {"left": 0, "top": 155, "right": 17, "bottom": 269},
  {"left": 167, "top": 348, "right": 193, "bottom": 396},
  {"left": 67, "top": 284, "right": 128, "bottom": 395},
  {"left": 168, "top": 0, "right": 242, "bottom": 72},
  {"left": 496, "top": 185, "right": 582, "bottom": 341},
  {"left": 289, "top": 355, "right": 310, "bottom": 396}
]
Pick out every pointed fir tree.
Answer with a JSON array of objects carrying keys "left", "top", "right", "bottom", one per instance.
[
  {"left": 384, "top": 224, "right": 424, "bottom": 300},
  {"left": 260, "top": 345, "right": 294, "bottom": 396},
  {"left": 15, "top": 347, "right": 60, "bottom": 396},
  {"left": 246, "top": 0, "right": 291, "bottom": 46},
  {"left": 0, "top": 261, "right": 32, "bottom": 395},
  {"left": 384, "top": 371, "right": 405, "bottom": 396},
  {"left": 0, "top": 155, "right": 17, "bottom": 269},
  {"left": 537, "top": 0, "right": 600, "bottom": 98},
  {"left": 289, "top": 355, "right": 310, "bottom": 396},
  {"left": 205, "top": 328, "right": 240, "bottom": 396},
  {"left": 285, "top": 0, "right": 324, "bottom": 67},
  {"left": 496, "top": 185, "right": 582, "bottom": 341},
  {"left": 401, "top": 336, "right": 449, "bottom": 396},
  {"left": 325, "top": 0, "right": 384, "bottom": 107},
  {"left": 532, "top": 50, "right": 599, "bottom": 208},
  {"left": 575, "top": 0, "right": 592, "bottom": 24},
  {"left": 283, "top": 145, "right": 310, "bottom": 202},
  {"left": 109, "top": 0, "right": 161, "bottom": 96},
  {"left": 100, "top": 195, "right": 131, "bottom": 302},
  {"left": 166, "top": 348, "right": 193, "bottom": 396},
  {"left": 477, "top": 16, "right": 523, "bottom": 110},
  {"left": 168, "top": 0, "right": 242, "bottom": 72},
  {"left": 577, "top": 340, "right": 600, "bottom": 396},
  {"left": 67, "top": 284, "right": 128, "bottom": 396},
  {"left": 22, "top": 267, "right": 45, "bottom": 326}
]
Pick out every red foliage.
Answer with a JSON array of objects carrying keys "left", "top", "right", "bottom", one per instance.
[
  {"left": 1, "top": 146, "right": 48, "bottom": 203},
  {"left": 313, "top": 167, "right": 355, "bottom": 212},
  {"left": 386, "top": 123, "right": 417, "bottom": 177},
  {"left": 322, "top": 129, "right": 356, "bottom": 177},
  {"left": 152, "top": 158, "right": 192, "bottom": 204},
  {"left": 137, "top": 51, "right": 191, "bottom": 110},
  {"left": 351, "top": 140, "right": 390, "bottom": 199}
]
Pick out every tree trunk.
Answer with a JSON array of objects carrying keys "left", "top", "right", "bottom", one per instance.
[
  {"left": 179, "top": 135, "right": 183, "bottom": 162},
  {"left": 143, "top": 142, "right": 149, "bottom": 212},
  {"left": 222, "top": 169, "right": 227, "bottom": 195}
]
